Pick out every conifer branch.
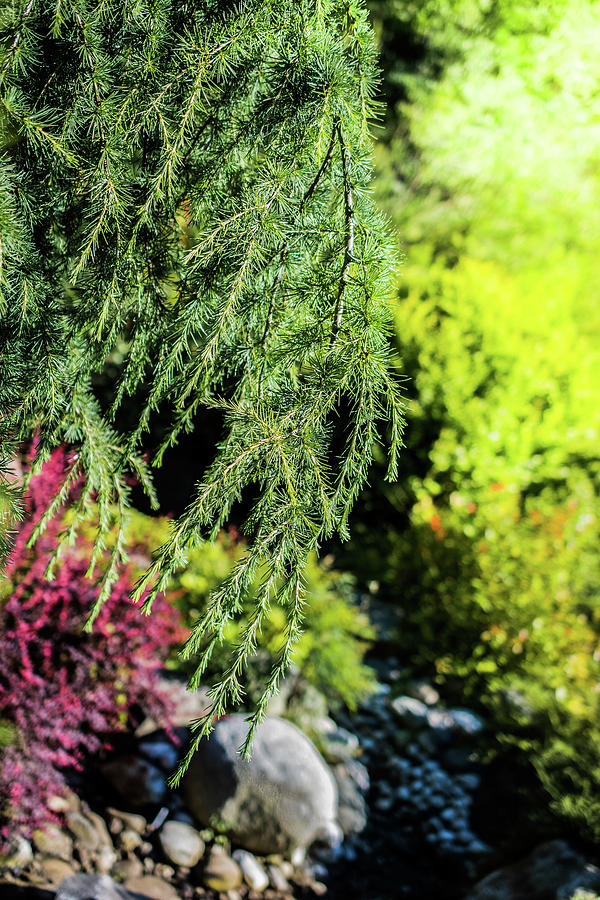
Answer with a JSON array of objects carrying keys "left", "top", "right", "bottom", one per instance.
[
  {"left": 0, "top": 0, "right": 403, "bottom": 758},
  {"left": 260, "top": 119, "right": 339, "bottom": 352},
  {"left": 0, "top": 0, "right": 34, "bottom": 78},
  {"left": 331, "top": 123, "right": 356, "bottom": 345}
]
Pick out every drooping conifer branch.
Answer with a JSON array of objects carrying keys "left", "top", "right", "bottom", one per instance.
[
  {"left": 0, "top": 0, "right": 404, "bottom": 752},
  {"left": 331, "top": 122, "right": 356, "bottom": 345}
]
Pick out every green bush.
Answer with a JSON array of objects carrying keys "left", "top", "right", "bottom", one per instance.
[
  {"left": 376, "top": 258, "right": 600, "bottom": 839},
  {"left": 349, "top": 0, "right": 600, "bottom": 841},
  {"left": 124, "top": 512, "right": 376, "bottom": 712}
]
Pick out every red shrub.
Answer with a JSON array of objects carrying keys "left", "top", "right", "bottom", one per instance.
[{"left": 0, "top": 448, "right": 185, "bottom": 840}]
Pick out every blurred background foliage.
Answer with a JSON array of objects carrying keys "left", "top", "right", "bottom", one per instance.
[{"left": 339, "top": 0, "right": 600, "bottom": 841}]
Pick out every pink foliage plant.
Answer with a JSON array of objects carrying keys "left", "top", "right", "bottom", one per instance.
[{"left": 0, "top": 447, "right": 185, "bottom": 841}]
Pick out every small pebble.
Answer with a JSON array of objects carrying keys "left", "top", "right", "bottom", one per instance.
[
  {"left": 107, "top": 809, "right": 147, "bottom": 834},
  {"left": 268, "top": 864, "right": 290, "bottom": 892},
  {"left": 109, "top": 818, "right": 124, "bottom": 835},
  {"left": 159, "top": 821, "right": 205, "bottom": 868},
  {"left": 124, "top": 875, "right": 179, "bottom": 900},
  {"left": 232, "top": 849, "right": 269, "bottom": 892},
  {"left": 155, "top": 863, "right": 175, "bottom": 880},
  {"left": 120, "top": 828, "right": 143, "bottom": 852},
  {"left": 112, "top": 857, "right": 144, "bottom": 880}
]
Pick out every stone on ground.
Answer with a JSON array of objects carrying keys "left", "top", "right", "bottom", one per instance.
[
  {"left": 200, "top": 844, "right": 243, "bottom": 892},
  {"left": 466, "top": 840, "right": 600, "bottom": 900},
  {"left": 182, "top": 714, "right": 341, "bottom": 858},
  {"left": 158, "top": 821, "right": 204, "bottom": 868},
  {"left": 56, "top": 874, "right": 130, "bottom": 899},
  {"left": 232, "top": 849, "right": 269, "bottom": 891}
]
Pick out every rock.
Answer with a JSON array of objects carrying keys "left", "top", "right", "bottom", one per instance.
[
  {"left": 182, "top": 714, "right": 341, "bottom": 858},
  {"left": 313, "top": 716, "right": 337, "bottom": 735},
  {"left": 466, "top": 840, "right": 600, "bottom": 900},
  {"left": 427, "top": 708, "right": 485, "bottom": 739},
  {"left": 309, "top": 862, "right": 329, "bottom": 881},
  {"left": 56, "top": 874, "right": 129, "bottom": 900},
  {"left": 332, "top": 764, "right": 368, "bottom": 836},
  {"left": 96, "top": 844, "right": 118, "bottom": 876},
  {"left": 344, "top": 759, "right": 370, "bottom": 794},
  {"left": 120, "top": 830, "right": 143, "bottom": 852},
  {"left": 47, "top": 791, "right": 80, "bottom": 814},
  {"left": 0, "top": 835, "right": 33, "bottom": 869},
  {"left": 279, "top": 860, "right": 294, "bottom": 879},
  {"left": 159, "top": 822, "right": 204, "bottom": 868},
  {"left": 112, "top": 858, "right": 144, "bottom": 881},
  {"left": 153, "top": 864, "right": 174, "bottom": 881},
  {"left": 66, "top": 812, "right": 101, "bottom": 851},
  {"left": 136, "top": 677, "right": 212, "bottom": 735},
  {"left": 123, "top": 875, "right": 180, "bottom": 899},
  {"left": 232, "top": 850, "right": 269, "bottom": 891},
  {"left": 39, "top": 858, "right": 77, "bottom": 887},
  {"left": 33, "top": 824, "right": 73, "bottom": 862},
  {"left": 286, "top": 683, "right": 329, "bottom": 732},
  {"left": 456, "top": 773, "right": 482, "bottom": 791},
  {"left": 85, "top": 809, "right": 117, "bottom": 875},
  {"left": 201, "top": 845, "right": 242, "bottom": 892},
  {"left": 390, "top": 696, "right": 429, "bottom": 727},
  {"left": 318, "top": 727, "right": 360, "bottom": 764},
  {"left": 138, "top": 740, "right": 179, "bottom": 774},
  {"left": 445, "top": 708, "right": 485, "bottom": 736},
  {"left": 86, "top": 812, "right": 117, "bottom": 850},
  {"left": 107, "top": 810, "right": 147, "bottom": 835},
  {"left": 406, "top": 681, "right": 440, "bottom": 706},
  {"left": 469, "top": 840, "right": 492, "bottom": 855},
  {"left": 101, "top": 756, "right": 167, "bottom": 805},
  {"left": 425, "top": 709, "right": 456, "bottom": 743},
  {"left": 267, "top": 864, "right": 290, "bottom": 892},
  {"left": 109, "top": 818, "right": 124, "bottom": 836}
]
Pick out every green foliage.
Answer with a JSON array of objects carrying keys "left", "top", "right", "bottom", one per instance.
[
  {"left": 0, "top": 0, "right": 402, "bottom": 760},
  {"left": 377, "top": 259, "right": 600, "bottom": 839},
  {"left": 355, "top": 0, "right": 600, "bottom": 840},
  {"left": 125, "top": 510, "right": 376, "bottom": 712},
  {"left": 0, "top": 719, "right": 16, "bottom": 749},
  {"left": 371, "top": 0, "right": 600, "bottom": 271}
]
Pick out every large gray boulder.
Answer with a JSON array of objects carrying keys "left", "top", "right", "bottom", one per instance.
[
  {"left": 466, "top": 840, "right": 600, "bottom": 900},
  {"left": 182, "top": 714, "right": 341, "bottom": 860},
  {"left": 56, "top": 874, "right": 178, "bottom": 900},
  {"left": 56, "top": 874, "right": 133, "bottom": 899}
]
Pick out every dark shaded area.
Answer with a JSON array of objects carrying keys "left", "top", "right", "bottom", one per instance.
[{"left": 0, "top": 886, "right": 54, "bottom": 899}]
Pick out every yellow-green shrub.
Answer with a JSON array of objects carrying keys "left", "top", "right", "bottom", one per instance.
[
  {"left": 124, "top": 514, "right": 376, "bottom": 711},
  {"left": 378, "top": 256, "right": 600, "bottom": 838}
]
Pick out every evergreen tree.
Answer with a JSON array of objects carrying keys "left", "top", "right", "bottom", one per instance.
[{"left": 0, "top": 0, "right": 403, "bottom": 762}]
